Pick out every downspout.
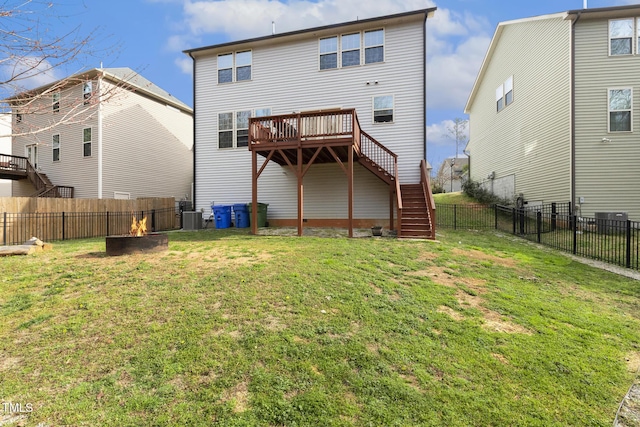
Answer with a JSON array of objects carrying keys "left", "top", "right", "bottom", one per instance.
[
  {"left": 189, "top": 52, "right": 196, "bottom": 209},
  {"left": 570, "top": 12, "right": 581, "bottom": 212},
  {"left": 423, "top": 12, "right": 428, "bottom": 160},
  {"left": 97, "top": 70, "right": 103, "bottom": 199}
]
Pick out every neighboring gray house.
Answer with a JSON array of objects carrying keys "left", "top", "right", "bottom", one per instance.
[
  {"left": 184, "top": 8, "right": 437, "bottom": 237},
  {"left": 465, "top": 4, "right": 640, "bottom": 219},
  {"left": 436, "top": 156, "right": 468, "bottom": 193},
  {"left": 6, "top": 68, "right": 193, "bottom": 200}
]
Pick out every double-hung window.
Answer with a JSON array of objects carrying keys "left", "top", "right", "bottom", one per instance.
[
  {"left": 236, "top": 111, "right": 251, "bottom": 147},
  {"left": 236, "top": 51, "right": 252, "bottom": 81},
  {"left": 52, "top": 134, "right": 60, "bottom": 162},
  {"left": 83, "top": 82, "right": 93, "bottom": 105},
  {"left": 609, "top": 18, "right": 634, "bottom": 55},
  {"left": 52, "top": 92, "right": 60, "bottom": 113},
  {"left": 373, "top": 95, "right": 394, "bottom": 123},
  {"left": 218, "top": 54, "right": 233, "bottom": 84},
  {"left": 320, "top": 37, "right": 338, "bottom": 70},
  {"left": 341, "top": 33, "right": 360, "bottom": 67},
  {"left": 364, "top": 29, "right": 384, "bottom": 64},
  {"left": 496, "top": 76, "right": 514, "bottom": 112},
  {"left": 83, "top": 128, "right": 92, "bottom": 157},
  {"left": 608, "top": 88, "right": 632, "bottom": 132},
  {"left": 218, "top": 112, "right": 233, "bottom": 148}
]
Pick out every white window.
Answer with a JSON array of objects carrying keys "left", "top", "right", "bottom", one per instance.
[
  {"left": 236, "top": 51, "right": 252, "bottom": 81},
  {"left": 218, "top": 51, "right": 252, "bottom": 84},
  {"left": 609, "top": 18, "right": 634, "bottom": 55},
  {"left": 83, "top": 82, "right": 93, "bottom": 105},
  {"left": 236, "top": 111, "right": 251, "bottom": 147},
  {"left": 496, "top": 76, "right": 514, "bottom": 112},
  {"left": 15, "top": 113, "right": 22, "bottom": 123},
  {"left": 373, "top": 95, "right": 393, "bottom": 123},
  {"left": 83, "top": 128, "right": 92, "bottom": 157},
  {"left": 52, "top": 92, "right": 60, "bottom": 113},
  {"left": 52, "top": 134, "right": 60, "bottom": 162},
  {"left": 341, "top": 33, "right": 360, "bottom": 67},
  {"left": 608, "top": 88, "right": 632, "bottom": 132},
  {"left": 319, "top": 37, "right": 338, "bottom": 70},
  {"left": 218, "top": 112, "right": 233, "bottom": 148},
  {"left": 364, "top": 29, "right": 384, "bottom": 64},
  {"left": 218, "top": 53, "right": 233, "bottom": 84}
]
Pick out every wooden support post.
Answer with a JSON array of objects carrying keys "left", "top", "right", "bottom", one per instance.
[
  {"left": 389, "top": 187, "right": 394, "bottom": 231},
  {"left": 348, "top": 144, "right": 354, "bottom": 238},
  {"left": 297, "top": 147, "right": 303, "bottom": 237},
  {"left": 251, "top": 150, "right": 258, "bottom": 235}
]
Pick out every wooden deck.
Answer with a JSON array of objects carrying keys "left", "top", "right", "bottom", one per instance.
[{"left": 0, "top": 153, "right": 74, "bottom": 198}]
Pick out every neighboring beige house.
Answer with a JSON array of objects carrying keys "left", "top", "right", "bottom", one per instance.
[
  {"left": 6, "top": 68, "right": 193, "bottom": 200},
  {"left": 184, "top": 9, "right": 437, "bottom": 237},
  {"left": 465, "top": 4, "right": 640, "bottom": 219},
  {"left": 436, "top": 156, "right": 468, "bottom": 193}
]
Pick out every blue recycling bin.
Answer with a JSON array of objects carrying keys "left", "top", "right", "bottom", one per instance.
[
  {"left": 233, "top": 203, "right": 250, "bottom": 228},
  {"left": 213, "top": 205, "right": 232, "bottom": 229}
]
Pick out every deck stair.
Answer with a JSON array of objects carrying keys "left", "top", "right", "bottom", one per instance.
[
  {"left": 399, "top": 183, "right": 434, "bottom": 239},
  {"left": 0, "top": 153, "right": 74, "bottom": 198}
]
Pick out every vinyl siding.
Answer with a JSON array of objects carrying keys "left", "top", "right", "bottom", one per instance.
[
  {"left": 12, "top": 83, "right": 98, "bottom": 197},
  {"left": 101, "top": 79, "right": 193, "bottom": 200},
  {"left": 194, "top": 17, "right": 425, "bottom": 219},
  {"left": 11, "top": 79, "right": 193, "bottom": 200},
  {"left": 467, "top": 17, "right": 572, "bottom": 204},
  {"left": 574, "top": 18, "right": 640, "bottom": 219},
  {"left": 0, "top": 114, "right": 11, "bottom": 196}
]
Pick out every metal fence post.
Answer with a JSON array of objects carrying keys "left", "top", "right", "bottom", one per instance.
[
  {"left": 454, "top": 205, "right": 457, "bottom": 230},
  {"left": 494, "top": 205, "right": 498, "bottom": 230},
  {"left": 572, "top": 215, "right": 577, "bottom": 255},
  {"left": 537, "top": 211, "right": 542, "bottom": 243},
  {"left": 106, "top": 211, "right": 110, "bottom": 237},
  {"left": 62, "top": 211, "right": 65, "bottom": 241},
  {"left": 551, "top": 202, "right": 557, "bottom": 231},
  {"left": 2, "top": 212, "right": 6, "bottom": 245},
  {"left": 626, "top": 219, "right": 632, "bottom": 269}
]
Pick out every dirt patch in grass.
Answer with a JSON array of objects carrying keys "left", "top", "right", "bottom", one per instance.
[
  {"left": 222, "top": 380, "right": 249, "bottom": 413},
  {"left": 456, "top": 289, "right": 533, "bottom": 335},
  {"left": 0, "top": 356, "right": 21, "bottom": 371},
  {"left": 452, "top": 248, "right": 518, "bottom": 268},
  {"left": 437, "top": 305, "right": 464, "bottom": 321},
  {"left": 626, "top": 352, "right": 640, "bottom": 373},
  {"left": 492, "top": 353, "right": 510, "bottom": 365}
]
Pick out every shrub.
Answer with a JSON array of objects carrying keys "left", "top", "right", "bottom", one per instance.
[{"left": 462, "top": 179, "right": 511, "bottom": 205}]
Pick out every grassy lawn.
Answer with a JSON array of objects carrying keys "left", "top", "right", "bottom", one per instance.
[
  {"left": 433, "top": 192, "right": 477, "bottom": 204},
  {"left": 1, "top": 228, "right": 639, "bottom": 426}
]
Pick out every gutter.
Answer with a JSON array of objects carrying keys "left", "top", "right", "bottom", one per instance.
[
  {"left": 188, "top": 52, "right": 196, "bottom": 210},
  {"left": 423, "top": 11, "right": 427, "bottom": 161}
]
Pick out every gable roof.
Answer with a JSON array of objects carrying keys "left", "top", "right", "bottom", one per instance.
[
  {"left": 183, "top": 8, "right": 436, "bottom": 56},
  {"left": 6, "top": 67, "right": 192, "bottom": 114},
  {"left": 465, "top": 4, "right": 640, "bottom": 113}
]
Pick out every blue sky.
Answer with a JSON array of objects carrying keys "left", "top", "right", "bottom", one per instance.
[{"left": 10, "top": 0, "right": 640, "bottom": 169}]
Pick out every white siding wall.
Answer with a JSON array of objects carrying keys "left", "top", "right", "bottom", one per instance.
[
  {"left": 194, "top": 17, "right": 425, "bottom": 219},
  {"left": 574, "top": 18, "right": 640, "bottom": 219},
  {"left": 101, "top": 80, "right": 193, "bottom": 200},
  {"left": 467, "top": 17, "right": 572, "bottom": 204},
  {"left": 12, "top": 84, "right": 98, "bottom": 197}
]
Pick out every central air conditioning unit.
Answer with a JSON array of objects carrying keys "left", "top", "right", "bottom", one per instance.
[
  {"left": 594, "top": 212, "right": 628, "bottom": 235},
  {"left": 183, "top": 211, "right": 203, "bottom": 230}
]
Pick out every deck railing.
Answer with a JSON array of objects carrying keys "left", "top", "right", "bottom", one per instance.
[{"left": 0, "top": 153, "right": 28, "bottom": 174}]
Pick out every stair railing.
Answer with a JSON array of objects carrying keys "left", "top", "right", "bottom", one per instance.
[
  {"left": 396, "top": 162, "right": 403, "bottom": 238},
  {"left": 420, "top": 159, "right": 436, "bottom": 239}
]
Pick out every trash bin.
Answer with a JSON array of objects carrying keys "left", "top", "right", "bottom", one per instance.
[
  {"left": 233, "top": 203, "right": 250, "bottom": 228},
  {"left": 247, "top": 202, "right": 269, "bottom": 227},
  {"left": 213, "top": 205, "right": 232, "bottom": 229}
]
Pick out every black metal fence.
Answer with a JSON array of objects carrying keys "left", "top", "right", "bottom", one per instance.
[
  {"left": 436, "top": 202, "right": 639, "bottom": 270},
  {"left": 1, "top": 207, "right": 177, "bottom": 246}
]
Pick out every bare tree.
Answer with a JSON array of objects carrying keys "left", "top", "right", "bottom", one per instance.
[
  {"left": 0, "top": 1, "right": 124, "bottom": 139},
  {"left": 446, "top": 117, "right": 468, "bottom": 158}
]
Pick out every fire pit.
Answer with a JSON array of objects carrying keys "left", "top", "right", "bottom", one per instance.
[{"left": 105, "top": 216, "right": 168, "bottom": 256}]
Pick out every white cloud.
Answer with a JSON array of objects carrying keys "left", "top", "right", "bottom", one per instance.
[
  {"left": 1, "top": 57, "right": 62, "bottom": 94},
  {"left": 427, "top": 34, "right": 491, "bottom": 110},
  {"left": 175, "top": 56, "right": 193, "bottom": 74}
]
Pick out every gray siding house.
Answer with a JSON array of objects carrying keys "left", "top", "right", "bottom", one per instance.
[
  {"left": 9, "top": 68, "right": 193, "bottom": 200},
  {"left": 185, "top": 9, "right": 437, "bottom": 236},
  {"left": 465, "top": 4, "right": 640, "bottom": 219}
]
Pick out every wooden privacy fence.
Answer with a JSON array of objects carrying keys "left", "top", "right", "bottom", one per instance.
[{"left": 0, "top": 197, "right": 177, "bottom": 246}]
